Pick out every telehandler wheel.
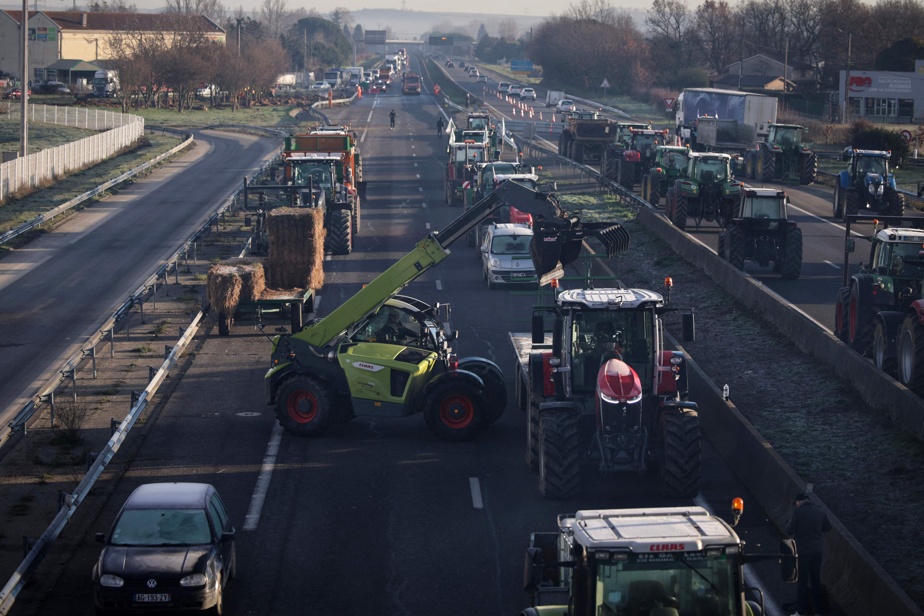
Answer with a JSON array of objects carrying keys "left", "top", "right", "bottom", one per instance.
[
  {"left": 276, "top": 375, "right": 334, "bottom": 437},
  {"left": 572, "top": 143, "right": 585, "bottom": 164},
  {"left": 538, "top": 410, "right": 580, "bottom": 500},
  {"left": 801, "top": 152, "right": 818, "bottom": 184},
  {"left": 873, "top": 321, "right": 896, "bottom": 374},
  {"left": 463, "top": 363, "right": 507, "bottom": 425},
  {"left": 424, "top": 377, "right": 486, "bottom": 441},
  {"left": 659, "top": 407, "right": 701, "bottom": 499},
  {"left": 327, "top": 209, "right": 353, "bottom": 255},
  {"left": 898, "top": 315, "right": 924, "bottom": 395},
  {"left": 781, "top": 227, "right": 803, "bottom": 280},
  {"left": 834, "top": 287, "right": 850, "bottom": 342}
]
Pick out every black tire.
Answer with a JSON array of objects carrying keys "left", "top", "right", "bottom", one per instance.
[
  {"left": 757, "top": 148, "right": 775, "bottom": 182},
  {"left": 744, "top": 152, "right": 756, "bottom": 179},
  {"left": 873, "top": 320, "right": 896, "bottom": 374},
  {"left": 649, "top": 180, "right": 661, "bottom": 207},
  {"left": 640, "top": 174, "right": 650, "bottom": 201},
  {"left": 217, "top": 312, "right": 232, "bottom": 336},
  {"left": 573, "top": 143, "right": 585, "bottom": 164},
  {"left": 275, "top": 375, "right": 333, "bottom": 437},
  {"left": 886, "top": 189, "right": 905, "bottom": 216},
  {"left": 844, "top": 190, "right": 860, "bottom": 220},
  {"left": 538, "top": 410, "right": 581, "bottom": 500},
  {"left": 659, "top": 408, "right": 701, "bottom": 498},
  {"left": 726, "top": 225, "right": 745, "bottom": 270},
  {"left": 834, "top": 287, "right": 850, "bottom": 342},
  {"left": 781, "top": 227, "right": 803, "bottom": 279},
  {"left": 525, "top": 401, "right": 540, "bottom": 471},
  {"left": 424, "top": 377, "right": 486, "bottom": 441},
  {"left": 673, "top": 194, "right": 688, "bottom": 231},
  {"left": 801, "top": 152, "right": 818, "bottom": 184},
  {"left": 717, "top": 231, "right": 726, "bottom": 260},
  {"left": 848, "top": 283, "right": 875, "bottom": 354},
  {"left": 619, "top": 162, "right": 634, "bottom": 190},
  {"left": 327, "top": 209, "right": 353, "bottom": 255},
  {"left": 898, "top": 315, "right": 924, "bottom": 395},
  {"left": 464, "top": 363, "right": 507, "bottom": 425},
  {"left": 352, "top": 196, "right": 361, "bottom": 235},
  {"left": 832, "top": 184, "right": 842, "bottom": 219}
]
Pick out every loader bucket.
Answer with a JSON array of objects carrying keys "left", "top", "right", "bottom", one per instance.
[{"left": 530, "top": 220, "right": 630, "bottom": 286}]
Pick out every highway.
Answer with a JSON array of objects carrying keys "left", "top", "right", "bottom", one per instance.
[{"left": 12, "top": 60, "right": 796, "bottom": 615}]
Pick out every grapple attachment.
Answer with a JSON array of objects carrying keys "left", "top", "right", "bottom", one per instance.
[{"left": 530, "top": 217, "right": 630, "bottom": 286}]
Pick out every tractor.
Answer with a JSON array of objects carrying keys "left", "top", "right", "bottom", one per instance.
[
  {"left": 718, "top": 188, "right": 803, "bottom": 279},
  {"left": 665, "top": 152, "right": 743, "bottom": 230},
  {"left": 834, "top": 215, "right": 924, "bottom": 394},
  {"left": 603, "top": 128, "right": 670, "bottom": 190},
  {"left": 511, "top": 281, "right": 701, "bottom": 500},
  {"left": 559, "top": 115, "right": 616, "bottom": 165},
  {"left": 640, "top": 145, "right": 690, "bottom": 206},
  {"left": 743, "top": 123, "right": 817, "bottom": 184},
  {"left": 832, "top": 148, "right": 904, "bottom": 221}
]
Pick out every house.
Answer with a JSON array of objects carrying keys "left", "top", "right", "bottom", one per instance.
[
  {"left": 721, "top": 53, "right": 816, "bottom": 91},
  {"left": 0, "top": 11, "right": 225, "bottom": 84},
  {"left": 711, "top": 73, "right": 796, "bottom": 93}
]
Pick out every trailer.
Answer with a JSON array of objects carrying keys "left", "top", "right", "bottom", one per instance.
[{"left": 676, "top": 88, "right": 777, "bottom": 150}]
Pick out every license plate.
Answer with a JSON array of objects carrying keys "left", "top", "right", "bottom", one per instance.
[
  {"left": 134, "top": 593, "right": 171, "bottom": 603},
  {"left": 511, "top": 272, "right": 532, "bottom": 278}
]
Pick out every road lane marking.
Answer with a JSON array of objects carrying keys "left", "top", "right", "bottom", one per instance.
[
  {"left": 244, "top": 422, "right": 283, "bottom": 531},
  {"left": 366, "top": 110, "right": 374, "bottom": 123},
  {"left": 435, "top": 280, "right": 443, "bottom": 291},
  {"left": 470, "top": 477, "right": 484, "bottom": 509},
  {"left": 824, "top": 260, "right": 841, "bottom": 269}
]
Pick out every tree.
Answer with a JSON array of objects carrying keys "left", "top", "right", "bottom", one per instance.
[
  {"left": 688, "top": 0, "right": 738, "bottom": 75},
  {"left": 261, "top": 0, "right": 288, "bottom": 39},
  {"left": 476, "top": 23, "right": 488, "bottom": 42},
  {"left": 497, "top": 18, "right": 518, "bottom": 41},
  {"left": 875, "top": 38, "right": 924, "bottom": 71}
]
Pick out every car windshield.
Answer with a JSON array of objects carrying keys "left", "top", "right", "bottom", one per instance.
[
  {"left": 110, "top": 509, "right": 211, "bottom": 546},
  {"left": 491, "top": 235, "right": 531, "bottom": 255}
]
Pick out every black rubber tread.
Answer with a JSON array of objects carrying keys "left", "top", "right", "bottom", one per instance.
[
  {"left": 352, "top": 196, "right": 361, "bottom": 235},
  {"left": 898, "top": 316, "right": 924, "bottom": 395},
  {"left": 834, "top": 287, "right": 850, "bottom": 341},
  {"left": 649, "top": 182, "right": 661, "bottom": 207},
  {"left": 327, "top": 209, "right": 352, "bottom": 255},
  {"left": 873, "top": 320, "right": 896, "bottom": 374},
  {"left": 781, "top": 226, "right": 803, "bottom": 279},
  {"left": 525, "top": 401, "right": 540, "bottom": 471},
  {"left": 665, "top": 188, "right": 676, "bottom": 223},
  {"left": 833, "top": 184, "right": 844, "bottom": 219},
  {"left": 886, "top": 189, "right": 905, "bottom": 216},
  {"left": 758, "top": 147, "right": 775, "bottom": 182},
  {"left": 726, "top": 225, "right": 745, "bottom": 270},
  {"left": 573, "top": 143, "right": 585, "bottom": 164},
  {"left": 717, "top": 231, "right": 726, "bottom": 260},
  {"left": 275, "top": 374, "right": 333, "bottom": 437},
  {"left": 673, "top": 194, "right": 688, "bottom": 231},
  {"left": 619, "top": 162, "right": 634, "bottom": 190},
  {"left": 465, "top": 363, "right": 507, "bottom": 425},
  {"left": 640, "top": 174, "right": 650, "bottom": 201},
  {"left": 848, "top": 283, "right": 875, "bottom": 354},
  {"left": 659, "top": 407, "right": 701, "bottom": 498},
  {"left": 423, "top": 377, "right": 486, "bottom": 441},
  {"left": 538, "top": 410, "right": 581, "bottom": 500},
  {"left": 844, "top": 190, "right": 860, "bottom": 219},
  {"left": 744, "top": 152, "right": 756, "bottom": 179},
  {"left": 801, "top": 152, "right": 818, "bottom": 184}
]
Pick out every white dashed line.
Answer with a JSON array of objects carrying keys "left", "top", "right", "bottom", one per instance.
[{"left": 470, "top": 477, "right": 484, "bottom": 509}]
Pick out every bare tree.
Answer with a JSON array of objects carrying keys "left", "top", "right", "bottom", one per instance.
[
  {"left": 163, "top": 0, "right": 227, "bottom": 25},
  {"left": 261, "top": 0, "right": 288, "bottom": 39},
  {"left": 497, "top": 18, "right": 518, "bottom": 41},
  {"left": 566, "top": 0, "right": 617, "bottom": 25},
  {"left": 86, "top": 0, "right": 137, "bottom": 11},
  {"left": 646, "top": 0, "right": 689, "bottom": 42},
  {"left": 688, "top": 0, "right": 738, "bottom": 74},
  {"left": 329, "top": 7, "right": 353, "bottom": 29}
]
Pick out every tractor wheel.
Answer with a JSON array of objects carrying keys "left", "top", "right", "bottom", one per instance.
[
  {"left": 844, "top": 190, "right": 860, "bottom": 219},
  {"left": 673, "top": 195, "right": 689, "bottom": 231},
  {"left": 463, "top": 363, "right": 507, "bottom": 425},
  {"left": 665, "top": 188, "right": 676, "bottom": 222},
  {"left": 659, "top": 407, "right": 701, "bottom": 499},
  {"left": 424, "top": 377, "right": 486, "bottom": 441},
  {"left": 757, "top": 148, "right": 776, "bottom": 182},
  {"left": 726, "top": 225, "right": 745, "bottom": 270},
  {"left": 834, "top": 288, "right": 850, "bottom": 342},
  {"left": 832, "top": 184, "right": 844, "bottom": 219},
  {"left": 327, "top": 209, "right": 353, "bottom": 255},
  {"left": 352, "top": 197, "right": 361, "bottom": 235},
  {"left": 573, "top": 143, "right": 585, "bottom": 164},
  {"left": 525, "top": 400, "right": 540, "bottom": 471},
  {"left": 275, "top": 375, "right": 333, "bottom": 437},
  {"left": 873, "top": 320, "right": 896, "bottom": 375},
  {"left": 649, "top": 180, "right": 661, "bottom": 207},
  {"left": 744, "top": 152, "right": 756, "bottom": 179},
  {"left": 801, "top": 152, "right": 818, "bottom": 185},
  {"left": 848, "top": 283, "right": 875, "bottom": 354},
  {"left": 886, "top": 190, "right": 905, "bottom": 217},
  {"left": 217, "top": 312, "right": 232, "bottom": 336},
  {"left": 781, "top": 227, "right": 803, "bottom": 280},
  {"left": 640, "top": 174, "right": 650, "bottom": 201},
  {"left": 619, "top": 163, "right": 634, "bottom": 190},
  {"left": 898, "top": 315, "right": 924, "bottom": 395},
  {"left": 538, "top": 410, "right": 581, "bottom": 500},
  {"left": 717, "top": 231, "right": 726, "bottom": 260}
]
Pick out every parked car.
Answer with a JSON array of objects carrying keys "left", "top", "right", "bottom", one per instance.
[
  {"left": 519, "top": 87, "right": 537, "bottom": 101},
  {"left": 38, "top": 81, "right": 71, "bottom": 95},
  {"left": 556, "top": 99, "right": 577, "bottom": 113},
  {"left": 195, "top": 84, "right": 217, "bottom": 97},
  {"left": 507, "top": 84, "right": 522, "bottom": 96},
  {"left": 480, "top": 223, "right": 538, "bottom": 288},
  {"left": 497, "top": 82, "right": 510, "bottom": 93},
  {"left": 477, "top": 74, "right": 488, "bottom": 83},
  {"left": 92, "top": 483, "right": 236, "bottom": 615}
]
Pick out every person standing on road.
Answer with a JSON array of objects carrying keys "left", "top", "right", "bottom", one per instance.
[
  {"left": 389, "top": 109, "right": 396, "bottom": 129},
  {"left": 436, "top": 116, "right": 444, "bottom": 138},
  {"left": 786, "top": 492, "right": 831, "bottom": 616}
]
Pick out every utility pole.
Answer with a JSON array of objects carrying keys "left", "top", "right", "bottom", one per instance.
[
  {"left": 782, "top": 38, "right": 788, "bottom": 111},
  {"left": 19, "top": 0, "right": 28, "bottom": 157},
  {"left": 844, "top": 33, "right": 852, "bottom": 124},
  {"left": 236, "top": 18, "right": 243, "bottom": 56}
]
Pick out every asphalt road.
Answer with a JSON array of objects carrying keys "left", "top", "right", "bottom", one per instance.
[
  {"left": 15, "top": 69, "right": 798, "bottom": 615},
  {"left": 0, "top": 130, "right": 279, "bottom": 429}
]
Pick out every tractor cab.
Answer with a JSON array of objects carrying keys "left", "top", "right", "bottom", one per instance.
[
  {"left": 767, "top": 124, "right": 806, "bottom": 147},
  {"left": 739, "top": 189, "right": 788, "bottom": 225},
  {"left": 287, "top": 155, "right": 341, "bottom": 205},
  {"left": 689, "top": 153, "right": 732, "bottom": 183}
]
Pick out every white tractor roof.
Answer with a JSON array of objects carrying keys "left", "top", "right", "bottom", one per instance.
[
  {"left": 876, "top": 227, "right": 924, "bottom": 244},
  {"left": 566, "top": 507, "right": 741, "bottom": 552},
  {"left": 556, "top": 288, "right": 664, "bottom": 309}
]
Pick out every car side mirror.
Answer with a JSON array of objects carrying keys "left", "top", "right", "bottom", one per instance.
[{"left": 222, "top": 530, "right": 236, "bottom": 542}]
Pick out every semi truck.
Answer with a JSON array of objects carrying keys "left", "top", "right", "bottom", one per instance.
[
  {"left": 402, "top": 72, "right": 422, "bottom": 95},
  {"left": 92, "top": 70, "right": 119, "bottom": 98},
  {"left": 676, "top": 88, "right": 777, "bottom": 150}
]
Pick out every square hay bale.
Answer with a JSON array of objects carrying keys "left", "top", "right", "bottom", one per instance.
[
  {"left": 266, "top": 208, "right": 325, "bottom": 290},
  {"left": 225, "top": 258, "right": 266, "bottom": 302},
  {"left": 206, "top": 265, "right": 243, "bottom": 316}
]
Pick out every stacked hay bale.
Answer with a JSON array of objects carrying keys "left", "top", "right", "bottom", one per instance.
[{"left": 265, "top": 207, "right": 325, "bottom": 290}]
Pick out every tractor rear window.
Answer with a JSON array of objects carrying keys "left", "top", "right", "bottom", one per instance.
[{"left": 743, "top": 197, "right": 784, "bottom": 219}]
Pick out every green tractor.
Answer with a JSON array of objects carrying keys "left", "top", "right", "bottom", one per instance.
[
  {"left": 718, "top": 188, "right": 803, "bottom": 279},
  {"left": 832, "top": 148, "right": 904, "bottom": 221},
  {"left": 743, "top": 123, "right": 817, "bottom": 185},
  {"left": 265, "top": 181, "right": 629, "bottom": 441},
  {"left": 665, "top": 152, "right": 743, "bottom": 231},
  {"left": 640, "top": 145, "right": 690, "bottom": 206}
]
